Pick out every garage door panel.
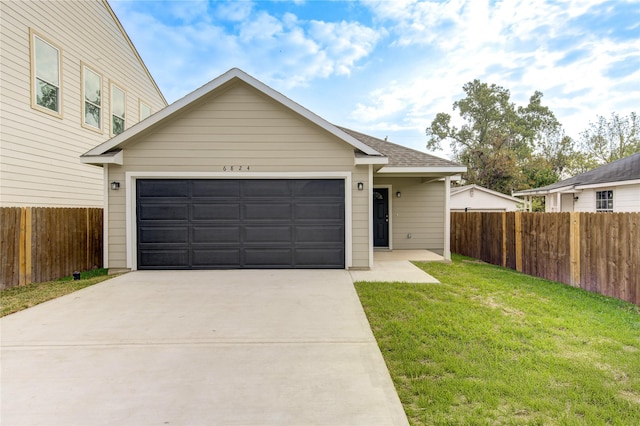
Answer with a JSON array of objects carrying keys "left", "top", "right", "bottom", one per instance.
[
  {"left": 244, "top": 203, "right": 292, "bottom": 221},
  {"left": 295, "top": 203, "right": 344, "bottom": 221},
  {"left": 137, "top": 180, "right": 189, "bottom": 198},
  {"left": 139, "top": 249, "right": 189, "bottom": 268},
  {"left": 296, "top": 225, "right": 344, "bottom": 244},
  {"left": 192, "top": 249, "right": 241, "bottom": 267},
  {"left": 294, "top": 180, "right": 344, "bottom": 197},
  {"left": 244, "top": 248, "right": 293, "bottom": 267},
  {"left": 192, "top": 203, "right": 240, "bottom": 221},
  {"left": 192, "top": 227, "right": 240, "bottom": 244},
  {"left": 244, "top": 226, "right": 292, "bottom": 243},
  {"left": 243, "top": 180, "right": 291, "bottom": 197},
  {"left": 139, "top": 204, "right": 190, "bottom": 221},
  {"left": 192, "top": 180, "right": 240, "bottom": 198},
  {"left": 139, "top": 226, "right": 189, "bottom": 244},
  {"left": 295, "top": 248, "right": 345, "bottom": 267}
]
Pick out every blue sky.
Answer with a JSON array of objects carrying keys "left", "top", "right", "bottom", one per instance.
[{"left": 110, "top": 0, "right": 640, "bottom": 158}]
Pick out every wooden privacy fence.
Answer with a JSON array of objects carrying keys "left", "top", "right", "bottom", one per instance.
[
  {"left": 451, "top": 212, "right": 639, "bottom": 305},
  {"left": 0, "top": 207, "right": 102, "bottom": 289}
]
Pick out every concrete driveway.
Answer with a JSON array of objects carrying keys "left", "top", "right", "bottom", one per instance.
[{"left": 1, "top": 270, "right": 408, "bottom": 425}]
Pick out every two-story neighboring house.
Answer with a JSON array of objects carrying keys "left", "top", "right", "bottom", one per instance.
[
  {"left": 0, "top": 0, "right": 166, "bottom": 207},
  {"left": 514, "top": 152, "right": 640, "bottom": 212}
]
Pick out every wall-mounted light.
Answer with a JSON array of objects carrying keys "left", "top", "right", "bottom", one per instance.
[
  {"left": 357, "top": 182, "right": 364, "bottom": 191},
  {"left": 110, "top": 181, "right": 120, "bottom": 190},
  {"left": 396, "top": 191, "right": 401, "bottom": 198},
  {"left": 573, "top": 196, "right": 579, "bottom": 201}
]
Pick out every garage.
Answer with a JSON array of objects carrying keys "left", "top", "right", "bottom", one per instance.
[{"left": 136, "top": 179, "right": 345, "bottom": 269}]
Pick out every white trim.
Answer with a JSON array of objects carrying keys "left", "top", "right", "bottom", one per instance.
[
  {"left": 125, "top": 171, "right": 354, "bottom": 271},
  {"left": 80, "top": 150, "right": 124, "bottom": 165},
  {"left": 444, "top": 176, "right": 451, "bottom": 260},
  {"left": 355, "top": 156, "right": 388, "bottom": 165},
  {"left": 83, "top": 68, "right": 383, "bottom": 158},
  {"left": 103, "top": 166, "right": 109, "bottom": 268},
  {"left": 373, "top": 184, "right": 393, "bottom": 251},
  {"left": 576, "top": 179, "right": 640, "bottom": 190},
  {"left": 368, "top": 165, "right": 374, "bottom": 269},
  {"left": 452, "top": 184, "right": 523, "bottom": 203},
  {"left": 377, "top": 166, "right": 467, "bottom": 174}
]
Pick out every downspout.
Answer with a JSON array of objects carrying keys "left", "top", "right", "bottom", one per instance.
[{"left": 444, "top": 175, "right": 451, "bottom": 261}]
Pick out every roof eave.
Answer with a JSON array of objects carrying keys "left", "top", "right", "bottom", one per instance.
[
  {"left": 377, "top": 166, "right": 467, "bottom": 175},
  {"left": 80, "top": 150, "right": 123, "bottom": 166},
  {"left": 355, "top": 156, "right": 389, "bottom": 165}
]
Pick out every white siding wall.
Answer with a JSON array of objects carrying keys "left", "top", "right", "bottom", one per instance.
[
  {"left": 450, "top": 189, "right": 521, "bottom": 212},
  {"left": 572, "top": 184, "right": 640, "bottom": 212},
  {"left": 373, "top": 177, "right": 445, "bottom": 253},
  {"left": 0, "top": 0, "right": 165, "bottom": 207},
  {"left": 107, "top": 83, "right": 371, "bottom": 269}
]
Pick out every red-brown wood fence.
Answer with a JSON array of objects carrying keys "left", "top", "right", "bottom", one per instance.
[
  {"left": 451, "top": 212, "right": 639, "bottom": 305},
  {"left": 0, "top": 208, "right": 103, "bottom": 289}
]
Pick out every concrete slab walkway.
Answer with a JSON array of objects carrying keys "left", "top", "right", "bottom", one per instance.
[
  {"left": 349, "top": 250, "right": 442, "bottom": 283},
  {"left": 1, "top": 270, "right": 408, "bottom": 425}
]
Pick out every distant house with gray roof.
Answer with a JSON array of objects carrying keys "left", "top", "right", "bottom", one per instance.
[{"left": 513, "top": 152, "right": 640, "bottom": 212}]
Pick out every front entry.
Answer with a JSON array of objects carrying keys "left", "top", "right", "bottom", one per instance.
[{"left": 373, "top": 188, "right": 389, "bottom": 247}]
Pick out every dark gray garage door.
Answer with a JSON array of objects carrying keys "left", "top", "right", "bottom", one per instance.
[{"left": 136, "top": 179, "right": 345, "bottom": 269}]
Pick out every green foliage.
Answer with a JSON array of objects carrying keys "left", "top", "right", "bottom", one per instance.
[
  {"left": 580, "top": 112, "right": 640, "bottom": 164},
  {"left": 426, "top": 80, "right": 566, "bottom": 194},
  {"left": 356, "top": 255, "right": 640, "bottom": 425}
]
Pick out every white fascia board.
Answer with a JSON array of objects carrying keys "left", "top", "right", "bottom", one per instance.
[
  {"left": 80, "top": 150, "right": 123, "bottom": 165},
  {"left": 83, "top": 68, "right": 383, "bottom": 158},
  {"left": 377, "top": 166, "right": 467, "bottom": 174},
  {"left": 355, "top": 156, "right": 388, "bottom": 165},
  {"left": 575, "top": 179, "right": 640, "bottom": 190}
]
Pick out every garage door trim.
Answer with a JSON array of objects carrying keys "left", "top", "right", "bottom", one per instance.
[{"left": 124, "top": 171, "right": 353, "bottom": 270}]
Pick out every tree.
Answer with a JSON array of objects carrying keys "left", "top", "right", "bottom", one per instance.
[
  {"left": 579, "top": 112, "right": 640, "bottom": 163},
  {"left": 426, "top": 80, "right": 563, "bottom": 194}
]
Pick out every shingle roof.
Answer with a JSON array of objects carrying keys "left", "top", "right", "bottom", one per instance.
[
  {"left": 338, "top": 127, "right": 463, "bottom": 169},
  {"left": 514, "top": 152, "right": 640, "bottom": 195}
]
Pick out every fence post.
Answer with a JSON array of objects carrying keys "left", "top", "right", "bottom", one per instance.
[
  {"left": 515, "top": 211, "right": 523, "bottom": 272},
  {"left": 569, "top": 212, "right": 581, "bottom": 287},
  {"left": 18, "top": 207, "right": 33, "bottom": 286}
]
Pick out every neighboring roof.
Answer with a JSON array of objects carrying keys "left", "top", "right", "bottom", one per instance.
[
  {"left": 451, "top": 184, "right": 523, "bottom": 203},
  {"left": 103, "top": 0, "right": 167, "bottom": 106},
  {"left": 514, "top": 152, "right": 640, "bottom": 195},
  {"left": 82, "top": 68, "right": 385, "bottom": 163},
  {"left": 339, "top": 127, "right": 466, "bottom": 174}
]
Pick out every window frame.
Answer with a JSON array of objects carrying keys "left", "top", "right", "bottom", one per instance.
[
  {"left": 139, "top": 100, "right": 152, "bottom": 121},
  {"left": 81, "top": 62, "right": 103, "bottom": 132},
  {"left": 595, "top": 190, "right": 614, "bottom": 212},
  {"left": 29, "top": 28, "right": 63, "bottom": 118},
  {"left": 110, "top": 81, "right": 127, "bottom": 137}
]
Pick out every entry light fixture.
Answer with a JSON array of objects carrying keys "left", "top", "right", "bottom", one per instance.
[
  {"left": 110, "top": 181, "right": 120, "bottom": 190},
  {"left": 396, "top": 191, "right": 401, "bottom": 198},
  {"left": 357, "top": 182, "right": 364, "bottom": 191}
]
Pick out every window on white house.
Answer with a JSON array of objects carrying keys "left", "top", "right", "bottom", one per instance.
[
  {"left": 83, "top": 65, "right": 102, "bottom": 130},
  {"left": 31, "top": 31, "right": 61, "bottom": 115},
  {"left": 596, "top": 190, "right": 613, "bottom": 212},
  {"left": 111, "top": 83, "right": 126, "bottom": 135},
  {"left": 139, "top": 101, "right": 151, "bottom": 120}
]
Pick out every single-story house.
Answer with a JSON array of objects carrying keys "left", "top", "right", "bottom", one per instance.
[
  {"left": 81, "top": 68, "right": 465, "bottom": 272},
  {"left": 450, "top": 184, "right": 523, "bottom": 212},
  {"left": 513, "top": 152, "right": 640, "bottom": 212}
]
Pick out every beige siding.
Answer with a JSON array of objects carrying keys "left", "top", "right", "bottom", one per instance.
[
  {"left": 106, "top": 83, "right": 371, "bottom": 269},
  {"left": 374, "top": 177, "right": 445, "bottom": 252},
  {"left": 0, "top": 0, "right": 165, "bottom": 207}
]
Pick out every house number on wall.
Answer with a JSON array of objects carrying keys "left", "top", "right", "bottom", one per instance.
[{"left": 222, "top": 166, "right": 251, "bottom": 171}]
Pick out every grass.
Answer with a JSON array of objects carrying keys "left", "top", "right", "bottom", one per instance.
[
  {"left": 1, "top": 269, "right": 114, "bottom": 317},
  {"left": 355, "top": 254, "right": 640, "bottom": 425}
]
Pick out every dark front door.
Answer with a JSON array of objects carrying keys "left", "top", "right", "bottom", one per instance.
[
  {"left": 136, "top": 179, "right": 345, "bottom": 269},
  {"left": 373, "top": 188, "right": 389, "bottom": 247}
]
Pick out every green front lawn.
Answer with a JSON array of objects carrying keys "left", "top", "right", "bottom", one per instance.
[
  {"left": 1, "top": 269, "right": 114, "bottom": 317},
  {"left": 356, "top": 255, "right": 640, "bottom": 425}
]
